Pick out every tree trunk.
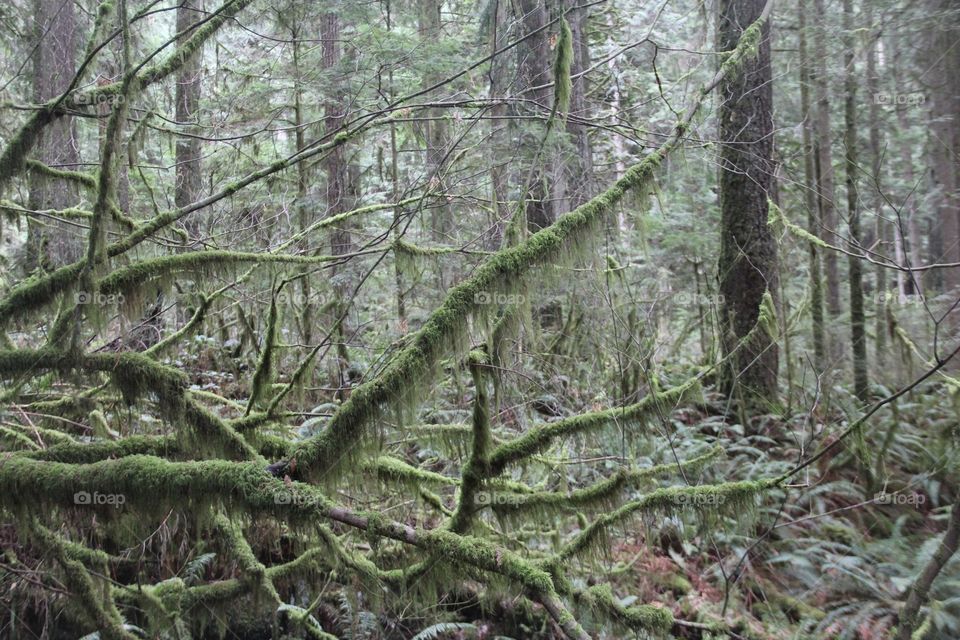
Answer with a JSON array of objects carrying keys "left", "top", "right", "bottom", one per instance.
[
  {"left": 798, "top": 0, "right": 826, "bottom": 374},
  {"left": 811, "top": 0, "right": 841, "bottom": 319},
  {"left": 717, "top": 0, "right": 779, "bottom": 406},
  {"left": 842, "top": 0, "right": 868, "bottom": 402},
  {"left": 419, "top": 0, "right": 451, "bottom": 250},
  {"left": 322, "top": 12, "right": 355, "bottom": 388},
  {"left": 864, "top": 8, "right": 887, "bottom": 368},
  {"left": 175, "top": 1, "right": 204, "bottom": 244},
  {"left": 516, "top": 0, "right": 553, "bottom": 233},
  {"left": 26, "top": 0, "right": 80, "bottom": 271},
  {"left": 563, "top": 4, "right": 594, "bottom": 210}
]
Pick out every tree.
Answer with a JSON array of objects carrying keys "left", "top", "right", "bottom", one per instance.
[
  {"left": 175, "top": 1, "right": 204, "bottom": 244},
  {"left": 717, "top": 0, "right": 779, "bottom": 406},
  {"left": 26, "top": 0, "right": 80, "bottom": 270},
  {"left": 843, "top": 0, "right": 868, "bottom": 402}
]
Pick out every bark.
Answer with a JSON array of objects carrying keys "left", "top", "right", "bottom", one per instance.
[
  {"left": 927, "top": 0, "right": 960, "bottom": 305},
  {"left": 487, "top": 0, "right": 510, "bottom": 248},
  {"left": 322, "top": 12, "right": 355, "bottom": 385},
  {"left": 865, "top": 10, "right": 887, "bottom": 368},
  {"left": 26, "top": 0, "right": 81, "bottom": 271},
  {"left": 811, "top": 0, "right": 841, "bottom": 318},
  {"left": 798, "top": 0, "right": 826, "bottom": 373},
  {"left": 419, "top": 0, "right": 451, "bottom": 247},
  {"left": 717, "top": 0, "right": 779, "bottom": 405},
  {"left": 563, "top": 4, "right": 594, "bottom": 210},
  {"left": 842, "top": 0, "right": 867, "bottom": 402},
  {"left": 516, "top": 0, "right": 553, "bottom": 232},
  {"left": 175, "top": 1, "right": 205, "bottom": 244}
]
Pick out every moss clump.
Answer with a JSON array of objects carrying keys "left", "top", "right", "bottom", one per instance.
[
  {"left": 579, "top": 584, "right": 673, "bottom": 635},
  {"left": 489, "top": 379, "right": 701, "bottom": 474},
  {"left": 549, "top": 17, "right": 574, "bottom": 126},
  {"left": 558, "top": 478, "right": 776, "bottom": 560},
  {"left": 246, "top": 288, "right": 281, "bottom": 414},
  {"left": 416, "top": 528, "right": 554, "bottom": 594}
]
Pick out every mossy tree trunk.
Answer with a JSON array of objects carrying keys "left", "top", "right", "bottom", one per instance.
[{"left": 717, "top": 0, "right": 779, "bottom": 407}]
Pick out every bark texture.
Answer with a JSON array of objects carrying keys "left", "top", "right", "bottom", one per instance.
[{"left": 717, "top": 0, "right": 779, "bottom": 405}]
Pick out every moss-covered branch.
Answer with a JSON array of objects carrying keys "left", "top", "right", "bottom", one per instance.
[{"left": 489, "top": 379, "right": 701, "bottom": 474}]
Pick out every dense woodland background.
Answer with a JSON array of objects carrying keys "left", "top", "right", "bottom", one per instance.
[{"left": 0, "top": 0, "right": 958, "bottom": 637}]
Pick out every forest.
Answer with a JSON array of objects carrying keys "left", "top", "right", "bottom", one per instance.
[{"left": 0, "top": 0, "right": 958, "bottom": 637}]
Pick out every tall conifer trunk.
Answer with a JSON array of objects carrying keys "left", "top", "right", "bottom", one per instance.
[{"left": 717, "top": 0, "right": 779, "bottom": 407}]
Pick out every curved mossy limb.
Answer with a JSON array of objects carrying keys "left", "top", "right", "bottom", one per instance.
[
  {"left": 575, "top": 584, "right": 673, "bottom": 637},
  {"left": 0, "top": 348, "right": 260, "bottom": 460},
  {"left": 557, "top": 478, "right": 778, "bottom": 560},
  {"left": 487, "top": 446, "right": 724, "bottom": 517},
  {"left": 27, "top": 522, "right": 134, "bottom": 640},
  {"left": 488, "top": 379, "right": 702, "bottom": 474},
  {"left": 97, "top": 251, "right": 336, "bottom": 302}
]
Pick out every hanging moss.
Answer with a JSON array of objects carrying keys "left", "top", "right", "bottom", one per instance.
[
  {"left": 489, "top": 379, "right": 701, "bottom": 474},
  {"left": 0, "top": 348, "right": 259, "bottom": 460},
  {"left": 0, "top": 262, "right": 85, "bottom": 326},
  {"left": 415, "top": 528, "right": 554, "bottom": 594},
  {"left": 549, "top": 17, "right": 574, "bottom": 127},
  {"left": 488, "top": 446, "right": 724, "bottom": 517},
  {"left": 213, "top": 514, "right": 281, "bottom": 604},
  {"left": 767, "top": 199, "right": 832, "bottom": 250},
  {"left": 28, "top": 522, "right": 133, "bottom": 640},
  {"left": 577, "top": 584, "right": 673, "bottom": 636},
  {"left": 21, "top": 435, "right": 180, "bottom": 463},
  {"left": 369, "top": 455, "right": 458, "bottom": 488},
  {"left": 558, "top": 478, "right": 777, "bottom": 560},
  {"left": 447, "top": 349, "right": 493, "bottom": 533},
  {"left": 246, "top": 288, "right": 281, "bottom": 415},
  {"left": 98, "top": 251, "right": 334, "bottom": 305}
]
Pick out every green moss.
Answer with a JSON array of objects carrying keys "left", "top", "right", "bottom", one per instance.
[
  {"left": 246, "top": 289, "right": 281, "bottom": 414},
  {"left": 416, "top": 528, "right": 554, "bottom": 594},
  {"left": 578, "top": 584, "right": 673, "bottom": 635},
  {"left": 558, "top": 478, "right": 776, "bottom": 560},
  {"left": 550, "top": 17, "right": 574, "bottom": 126},
  {"left": 97, "top": 251, "right": 334, "bottom": 303},
  {"left": 488, "top": 446, "right": 723, "bottom": 515},
  {"left": 0, "top": 348, "right": 259, "bottom": 460},
  {"left": 489, "top": 379, "right": 701, "bottom": 474},
  {"left": 29, "top": 523, "right": 133, "bottom": 639}
]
